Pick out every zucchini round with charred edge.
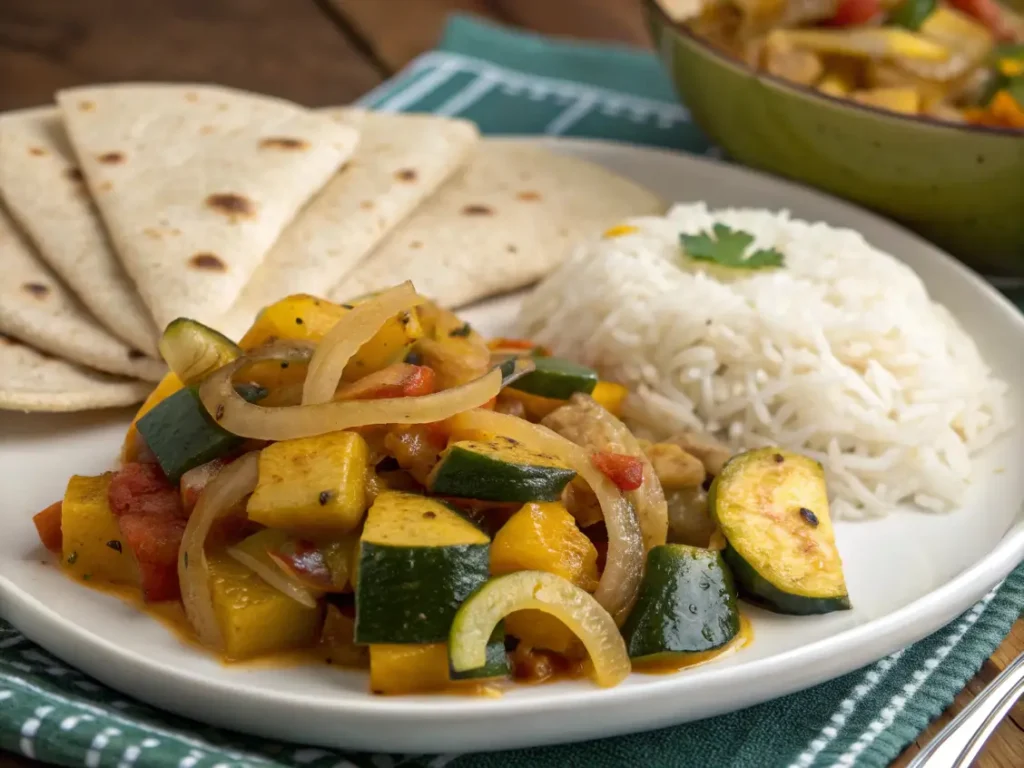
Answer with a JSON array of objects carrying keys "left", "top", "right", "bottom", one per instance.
[
  {"left": 710, "top": 448, "right": 850, "bottom": 615},
  {"left": 620, "top": 545, "right": 738, "bottom": 662},
  {"left": 159, "top": 318, "right": 241, "bottom": 384},
  {"left": 354, "top": 492, "right": 490, "bottom": 644},
  {"left": 508, "top": 356, "right": 598, "bottom": 400},
  {"left": 427, "top": 438, "right": 576, "bottom": 503}
]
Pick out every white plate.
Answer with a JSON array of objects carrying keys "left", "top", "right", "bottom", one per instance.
[{"left": 2, "top": 138, "right": 1023, "bottom": 754}]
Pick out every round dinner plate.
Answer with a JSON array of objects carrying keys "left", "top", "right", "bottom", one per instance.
[{"left": 2, "top": 138, "right": 1023, "bottom": 754}]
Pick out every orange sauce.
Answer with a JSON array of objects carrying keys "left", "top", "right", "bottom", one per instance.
[{"left": 633, "top": 613, "right": 753, "bottom": 675}]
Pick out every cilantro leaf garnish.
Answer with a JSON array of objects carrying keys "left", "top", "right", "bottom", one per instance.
[{"left": 680, "top": 224, "right": 785, "bottom": 270}]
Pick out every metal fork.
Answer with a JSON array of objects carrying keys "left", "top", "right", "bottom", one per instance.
[{"left": 907, "top": 649, "right": 1024, "bottom": 767}]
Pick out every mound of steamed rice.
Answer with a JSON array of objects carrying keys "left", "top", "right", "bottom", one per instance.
[{"left": 518, "top": 204, "right": 1009, "bottom": 519}]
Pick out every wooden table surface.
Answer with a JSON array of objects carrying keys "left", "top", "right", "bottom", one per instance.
[{"left": 0, "top": 1, "right": 1021, "bottom": 765}]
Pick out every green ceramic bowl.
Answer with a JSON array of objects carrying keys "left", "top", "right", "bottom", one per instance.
[{"left": 645, "top": 0, "right": 1024, "bottom": 276}]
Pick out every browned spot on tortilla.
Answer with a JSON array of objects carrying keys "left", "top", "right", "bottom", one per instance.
[
  {"left": 517, "top": 191, "right": 541, "bottom": 202},
  {"left": 127, "top": 349, "right": 147, "bottom": 360},
  {"left": 65, "top": 167, "right": 84, "bottom": 182},
  {"left": 0, "top": 333, "right": 12, "bottom": 345},
  {"left": 559, "top": 227, "right": 569, "bottom": 237},
  {"left": 189, "top": 253, "right": 226, "bottom": 271},
  {"left": 199, "top": 125, "right": 217, "bottom": 136},
  {"left": 98, "top": 151, "right": 125, "bottom": 164},
  {"left": 395, "top": 168, "right": 418, "bottom": 182},
  {"left": 22, "top": 282, "right": 50, "bottom": 298},
  {"left": 360, "top": 200, "right": 374, "bottom": 211},
  {"left": 185, "top": 92, "right": 199, "bottom": 103},
  {"left": 259, "top": 137, "right": 309, "bottom": 150},
  {"left": 98, "top": 181, "right": 113, "bottom": 192},
  {"left": 217, "top": 103, "right": 229, "bottom": 111},
  {"left": 205, "top": 193, "right": 256, "bottom": 221},
  {"left": 507, "top": 244, "right": 518, "bottom": 253},
  {"left": 462, "top": 204, "right": 494, "bottom": 216},
  {"left": 78, "top": 100, "right": 95, "bottom": 112},
  {"left": 170, "top": 228, "right": 182, "bottom": 236},
  {"left": 338, "top": 162, "right": 352, "bottom": 173},
  {"left": 143, "top": 227, "right": 163, "bottom": 240},
  {"left": 410, "top": 241, "right": 423, "bottom": 250},
  {"left": 28, "top": 147, "right": 47, "bottom": 157}
]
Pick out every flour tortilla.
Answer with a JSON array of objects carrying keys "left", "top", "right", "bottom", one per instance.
[
  {"left": 218, "top": 109, "right": 477, "bottom": 339},
  {"left": 56, "top": 83, "right": 359, "bottom": 330},
  {"left": 0, "top": 107, "right": 159, "bottom": 355},
  {"left": 0, "top": 334, "right": 152, "bottom": 412},
  {"left": 0, "top": 205, "right": 165, "bottom": 381},
  {"left": 331, "top": 141, "right": 665, "bottom": 307}
]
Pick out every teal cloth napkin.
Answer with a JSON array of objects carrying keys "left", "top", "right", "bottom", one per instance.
[{"left": 2, "top": 14, "right": 1021, "bottom": 768}]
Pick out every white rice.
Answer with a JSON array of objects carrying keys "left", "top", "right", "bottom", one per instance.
[{"left": 517, "top": 203, "right": 1009, "bottom": 519}]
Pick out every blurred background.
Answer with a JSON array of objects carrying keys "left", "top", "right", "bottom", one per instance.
[{"left": 0, "top": 0, "right": 649, "bottom": 111}]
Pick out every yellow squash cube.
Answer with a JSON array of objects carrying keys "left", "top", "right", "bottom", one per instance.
[
  {"left": 62, "top": 474, "right": 139, "bottom": 586},
  {"left": 122, "top": 373, "right": 184, "bottom": 462},
  {"left": 208, "top": 552, "right": 323, "bottom": 660},
  {"left": 369, "top": 644, "right": 450, "bottom": 694},
  {"left": 247, "top": 432, "right": 370, "bottom": 532},
  {"left": 490, "top": 501, "right": 598, "bottom": 654}
]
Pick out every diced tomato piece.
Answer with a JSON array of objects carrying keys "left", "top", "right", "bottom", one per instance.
[
  {"left": 179, "top": 458, "right": 230, "bottom": 516},
  {"left": 590, "top": 451, "right": 645, "bottom": 491},
  {"left": 487, "top": 337, "right": 536, "bottom": 351},
  {"left": 828, "top": 0, "right": 882, "bottom": 25},
  {"left": 33, "top": 501, "right": 63, "bottom": 554},
  {"left": 950, "top": 0, "right": 1014, "bottom": 39},
  {"left": 335, "top": 364, "right": 437, "bottom": 401},
  {"left": 108, "top": 463, "right": 186, "bottom": 602}
]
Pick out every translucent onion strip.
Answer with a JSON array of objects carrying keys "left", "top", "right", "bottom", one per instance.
[
  {"left": 200, "top": 347, "right": 507, "bottom": 442},
  {"left": 178, "top": 452, "right": 260, "bottom": 651},
  {"left": 226, "top": 546, "right": 319, "bottom": 608},
  {"left": 449, "top": 570, "right": 631, "bottom": 687},
  {"left": 448, "top": 408, "right": 644, "bottom": 625},
  {"left": 302, "top": 282, "right": 425, "bottom": 406}
]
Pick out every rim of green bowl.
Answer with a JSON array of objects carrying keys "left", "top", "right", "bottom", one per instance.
[{"left": 644, "top": 0, "right": 1024, "bottom": 139}]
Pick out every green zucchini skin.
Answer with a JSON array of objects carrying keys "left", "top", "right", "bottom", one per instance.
[
  {"left": 709, "top": 448, "right": 851, "bottom": 616},
  {"left": 449, "top": 624, "right": 509, "bottom": 680},
  {"left": 721, "top": 545, "right": 851, "bottom": 615},
  {"left": 621, "top": 545, "right": 739, "bottom": 662},
  {"left": 354, "top": 543, "right": 490, "bottom": 644},
  {"left": 159, "top": 317, "right": 241, "bottom": 384},
  {"left": 508, "top": 356, "right": 598, "bottom": 400},
  {"left": 428, "top": 442, "right": 576, "bottom": 503},
  {"left": 136, "top": 384, "right": 265, "bottom": 483}
]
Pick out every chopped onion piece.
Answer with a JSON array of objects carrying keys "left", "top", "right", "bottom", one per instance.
[
  {"left": 302, "top": 282, "right": 425, "bottom": 405},
  {"left": 178, "top": 452, "right": 259, "bottom": 651},
  {"left": 200, "top": 348, "right": 512, "bottom": 441},
  {"left": 449, "top": 570, "right": 630, "bottom": 687},
  {"left": 226, "top": 545, "right": 319, "bottom": 608},
  {"left": 448, "top": 408, "right": 644, "bottom": 624}
]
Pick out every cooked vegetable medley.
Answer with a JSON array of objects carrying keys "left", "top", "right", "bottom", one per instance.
[
  {"left": 681, "top": 0, "right": 1024, "bottom": 128},
  {"left": 35, "top": 283, "right": 850, "bottom": 694}
]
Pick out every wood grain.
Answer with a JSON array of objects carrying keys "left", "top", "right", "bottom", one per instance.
[{"left": 0, "top": 0, "right": 382, "bottom": 111}]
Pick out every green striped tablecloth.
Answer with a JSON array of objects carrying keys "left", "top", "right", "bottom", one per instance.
[{"left": 2, "top": 14, "right": 1021, "bottom": 768}]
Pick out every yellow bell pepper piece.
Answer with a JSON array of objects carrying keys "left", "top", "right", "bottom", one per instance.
[
  {"left": 603, "top": 224, "right": 639, "bottom": 238},
  {"left": 61, "top": 474, "right": 140, "bottom": 586},
  {"left": 851, "top": 87, "right": 921, "bottom": 115},
  {"left": 591, "top": 380, "right": 628, "bottom": 417},
  {"left": 121, "top": 373, "right": 183, "bottom": 462},
  {"left": 247, "top": 431, "right": 370, "bottom": 532},
  {"left": 770, "top": 30, "right": 950, "bottom": 63},
  {"left": 999, "top": 58, "right": 1024, "bottom": 78},
  {"left": 208, "top": 552, "right": 323, "bottom": 660},
  {"left": 491, "top": 501, "right": 599, "bottom": 654}
]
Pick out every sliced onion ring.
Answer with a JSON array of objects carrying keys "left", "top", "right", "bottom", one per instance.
[
  {"left": 449, "top": 570, "right": 630, "bottom": 687},
  {"left": 447, "top": 408, "right": 643, "bottom": 625},
  {"left": 178, "top": 452, "right": 260, "bottom": 651},
  {"left": 303, "top": 282, "right": 425, "bottom": 405},
  {"left": 200, "top": 350, "right": 531, "bottom": 442}
]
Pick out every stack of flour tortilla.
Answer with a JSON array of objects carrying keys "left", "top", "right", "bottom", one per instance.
[{"left": 0, "top": 83, "right": 663, "bottom": 413}]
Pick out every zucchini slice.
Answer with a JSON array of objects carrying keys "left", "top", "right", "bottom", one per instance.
[
  {"left": 159, "top": 318, "right": 241, "bottom": 385},
  {"left": 449, "top": 624, "right": 509, "bottom": 681},
  {"left": 355, "top": 491, "right": 490, "bottom": 644},
  {"left": 427, "top": 437, "right": 576, "bottom": 503},
  {"left": 620, "top": 545, "right": 739, "bottom": 662},
  {"left": 136, "top": 384, "right": 266, "bottom": 483},
  {"left": 507, "top": 356, "right": 598, "bottom": 400},
  {"left": 710, "top": 448, "right": 850, "bottom": 615},
  {"left": 449, "top": 570, "right": 630, "bottom": 687}
]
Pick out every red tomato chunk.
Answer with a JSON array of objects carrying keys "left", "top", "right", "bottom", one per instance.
[{"left": 590, "top": 451, "right": 645, "bottom": 492}]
